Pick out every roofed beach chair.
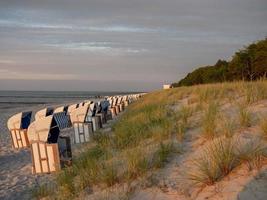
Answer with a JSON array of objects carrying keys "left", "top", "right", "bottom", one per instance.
[
  {"left": 122, "top": 95, "right": 129, "bottom": 107},
  {"left": 70, "top": 105, "right": 94, "bottom": 144},
  {"left": 28, "top": 116, "right": 72, "bottom": 174},
  {"left": 95, "top": 100, "right": 110, "bottom": 124},
  {"left": 85, "top": 102, "right": 102, "bottom": 131},
  {"left": 7, "top": 111, "right": 32, "bottom": 149},
  {"left": 113, "top": 96, "right": 120, "bottom": 114},
  {"left": 35, "top": 107, "right": 54, "bottom": 120},
  {"left": 107, "top": 97, "right": 117, "bottom": 118},
  {"left": 117, "top": 96, "right": 124, "bottom": 112}
]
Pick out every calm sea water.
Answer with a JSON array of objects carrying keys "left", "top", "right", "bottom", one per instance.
[{"left": 0, "top": 90, "right": 131, "bottom": 109}]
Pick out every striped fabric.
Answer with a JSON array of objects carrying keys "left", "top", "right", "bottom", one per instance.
[{"left": 53, "top": 112, "right": 72, "bottom": 130}]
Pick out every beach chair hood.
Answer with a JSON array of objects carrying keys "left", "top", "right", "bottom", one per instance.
[
  {"left": 7, "top": 111, "right": 32, "bottom": 130},
  {"left": 70, "top": 105, "right": 89, "bottom": 123},
  {"left": 54, "top": 106, "right": 68, "bottom": 114},
  {"left": 28, "top": 116, "right": 60, "bottom": 143},
  {"left": 35, "top": 107, "right": 54, "bottom": 120},
  {"left": 67, "top": 104, "right": 79, "bottom": 114}
]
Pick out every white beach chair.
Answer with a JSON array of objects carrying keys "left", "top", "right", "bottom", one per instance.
[
  {"left": 70, "top": 105, "right": 93, "bottom": 144},
  {"left": 85, "top": 102, "right": 102, "bottom": 131},
  {"left": 28, "top": 116, "right": 72, "bottom": 174},
  {"left": 7, "top": 111, "right": 32, "bottom": 149}
]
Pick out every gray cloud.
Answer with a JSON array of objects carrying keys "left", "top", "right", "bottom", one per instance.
[{"left": 0, "top": 0, "right": 267, "bottom": 91}]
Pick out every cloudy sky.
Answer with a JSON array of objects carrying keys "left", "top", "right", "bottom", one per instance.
[{"left": 0, "top": 0, "right": 266, "bottom": 91}]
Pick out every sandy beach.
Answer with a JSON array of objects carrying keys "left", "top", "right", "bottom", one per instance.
[{"left": 0, "top": 97, "right": 97, "bottom": 199}]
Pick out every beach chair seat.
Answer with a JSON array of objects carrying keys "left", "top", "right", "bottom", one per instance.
[
  {"left": 85, "top": 115, "right": 101, "bottom": 131},
  {"left": 106, "top": 110, "right": 113, "bottom": 120},
  {"left": 119, "top": 104, "right": 124, "bottom": 112},
  {"left": 115, "top": 105, "right": 120, "bottom": 114},
  {"left": 96, "top": 112, "right": 106, "bottom": 125},
  {"left": 72, "top": 121, "right": 93, "bottom": 144},
  {"left": 7, "top": 111, "right": 32, "bottom": 149},
  {"left": 9, "top": 129, "right": 29, "bottom": 149},
  {"left": 58, "top": 136, "right": 72, "bottom": 166},
  {"left": 93, "top": 115, "right": 102, "bottom": 130},
  {"left": 109, "top": 107, "right": 116, "bottom": 118},
  {"left": 124, "top": 100, "right": 129, "bottom": 107},
  {"left": 30, "top": 141, "right": 61, "bottom": 174}
]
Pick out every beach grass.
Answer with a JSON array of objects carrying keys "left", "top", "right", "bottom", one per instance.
[
  {"left": 260, "top": 116, "right": 267, "bottom": 140},
  {"left": 188, "top": 137, "right": 267, "bottom": 186},
  {"left": 33, "top": 80, "right": 267, "bottom": 199},
  {"left": 201, "top": 101, "right": 219, "bottom": 139},
  {"left": 238, "top": 102, "right": 252, "bottom": 127}
]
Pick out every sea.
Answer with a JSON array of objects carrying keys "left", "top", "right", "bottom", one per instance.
[
  {"left": 0, "top": 90, "right": 133, "bottom": 148},
  {"left": 0, "top": 90, "right": 133, "bottom": 109}
]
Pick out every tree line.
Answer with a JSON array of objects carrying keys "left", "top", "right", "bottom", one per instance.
[{"left": 172, "top": 38, "right": 267, "bottom": 87}]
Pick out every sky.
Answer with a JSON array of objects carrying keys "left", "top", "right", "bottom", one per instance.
[{"left": 0, "top": 0, "right": 266, "bottom": 92}]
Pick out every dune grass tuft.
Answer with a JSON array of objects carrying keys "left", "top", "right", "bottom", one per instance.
[
  {"left": 32, "top": 183, "right": 56, "bottom": 199},
  {"left": 236, "top": 139, "right": 267, "bottom": 170},
  {"left": 188, "top": 137, "right": 267, "bottom": 186},
  {"left": 175, "top": 121, "right": 187, "bottom": 142},
  {"left": 260, "top": 116, "right": 267, "bottom": 140},
  {"left": 219, "top": 116, "right": 236, "bottom": 138},
  {"left": 153, "top": 142, "right": 177, "bottom": 168},
  {"left": 238, "top": 103, "right": 252, "bottom": 127},
  {"left": 100, "top": 162, "right": 119, "bottom": 187},
  {"left": 125, "top": 148, "right": 149, "bottom": 180},
  {"left": 201, "top": 102, "right": 219, "bottom": 139},
  {"left": 188, "top": 138, "right": 238, "bottom": 186},
  {"left": 179, "top": 105, "right": 193, "bottom": 126}
]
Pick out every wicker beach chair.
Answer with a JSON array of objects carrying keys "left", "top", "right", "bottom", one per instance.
[
  {"left": 85, "top": 102, "right": 102, "bottom": 131},
  {"left": 7, "top": 111, "right": 32, "bottom": 149},
  {"left": 27, "top": 116, "right": 72, "bottom": 174},
  {"left": 70, "top": 105, "right": 94, "bottom": 144}
]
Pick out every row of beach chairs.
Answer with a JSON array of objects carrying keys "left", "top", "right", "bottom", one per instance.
[{"left": 7, "top": 93, "right": 145, "bottom": 174}]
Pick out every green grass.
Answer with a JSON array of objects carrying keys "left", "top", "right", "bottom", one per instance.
[
  {"left": 32, "top": 183, "right": 55, "bottom": 199},
  {"left": 153, "top": 142, "right": 177, "bottom": 168}
]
